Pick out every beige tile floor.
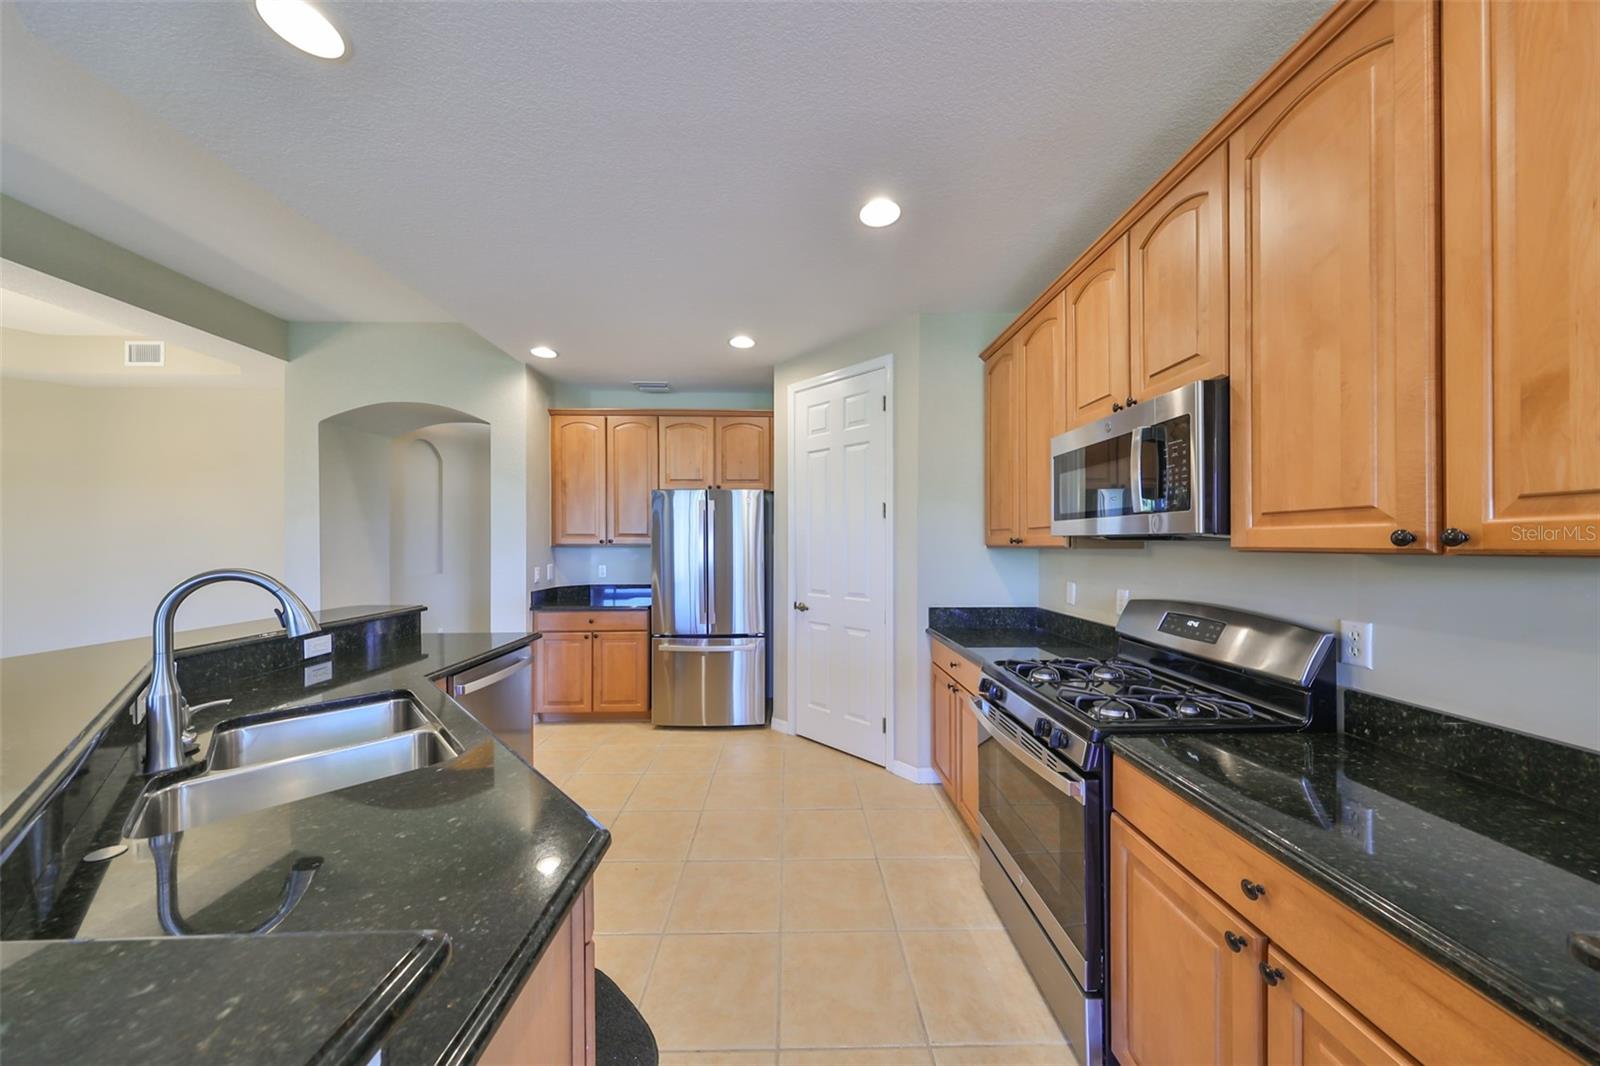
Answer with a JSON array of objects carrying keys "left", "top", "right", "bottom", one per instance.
[{"left": 531, "top": 720, "right": 1077, "bottom": 1066}]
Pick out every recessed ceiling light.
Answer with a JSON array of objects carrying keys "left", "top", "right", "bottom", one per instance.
[
  {"left": 858, "top": 197, "right": 902, "bottom": 228},
  {"left": 728, "top": 334, "right": 756, "bottom": 350},
  {"left": 529, "top": 345, "right": 558, "bottom": 360},
  {"left": 255, "top": 0, "right": 346, "bottom": 60}
]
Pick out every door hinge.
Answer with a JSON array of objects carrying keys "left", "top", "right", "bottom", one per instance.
[
  {"left": 882, "top": 395, "right": 887, "bottom": 411},
  {"left": 882, "top": 718, "right": 887, "bottom": 734},
  {"left": 882, "top": 502, "right": 887, "bottom": 518}
]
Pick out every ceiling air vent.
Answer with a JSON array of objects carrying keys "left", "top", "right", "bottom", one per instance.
[
  {"left": 632, "top": 381, "right": 672, "bottom": 394},
  {"left": 124, "top": 340, "right": 165, "bottom": 367}
]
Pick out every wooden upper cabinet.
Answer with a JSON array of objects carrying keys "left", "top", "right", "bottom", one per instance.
[
  {"left": 605, "top": 415, "right": 657, "bottom": 545},
  {"left": 1110, "top": 815, "right": 1265, "bottom": 1066},
  {"left": 1442, "top": 0, "right": 1600, "bottom": 555},
  {"left": 552, "top": 414, "right": 607, "bottom": 545},
  {"left": 1264, "top": 949, "right": 1413, "bottom": 1066},
  {"left": 1017, "top": 294, "right": 1068, "bottom": 546},
  {"left": 659, "top": 416, "right": 716, "bottom": 489},
  {"left": 1228, "top": 0, "right": 1438, "bottom": 552},
  {"left": 1129, "top": 146, "right": 1228, "bottom": 401},
  {"left": 983, "top": 342, "right": 1021, "bottom": 545},
  {"left": 714, "top": 415, "right": 772, "bottom": 489},
  {"left": 1065, "top": 235, "right": 1131, "bottom": 430}
]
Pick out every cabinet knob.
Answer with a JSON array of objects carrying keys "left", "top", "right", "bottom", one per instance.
[
  {"left": 1441, "top": 527, "right": 1471, "bottom": 548},
  {"left": 1389, "top": 529, "right": 1416, "bottom": 547},
  {"left": 1224, "top": 931, "right": 1248, "bottom": 953},
  {"left": 1259, "top": 962, "right": 1285, "bottom": 987},
  {"left": 1240, "top": 878, "right": 1266, "bottom": 901},
  {"left": 1111, "top": 402, "right": 1123, "bottom": 412},
  {"left": 1125, "top": 395, "right": 1137, "bottom": 406}
]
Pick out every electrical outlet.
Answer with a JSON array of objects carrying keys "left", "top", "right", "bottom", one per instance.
[
  {"left": 598, "top": 563, "right": 608, "bottom": 578},
  {"left": 1063, "top": 581, "right": 1078, "bottom": 606},
  {"left": 1339, "top": 620, "right": 1375, "bottom": 669},
  {"left": 1115, "top": 588, "right": 1132, "bottom": 615},
  {"left": 302, "top": 633, "right": 332, "bottom": 660},
  {"left": 545, "top": 563, "right": 553, "bottom": 581}
]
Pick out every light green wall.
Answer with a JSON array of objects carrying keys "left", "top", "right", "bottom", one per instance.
[
  {"left": 772, "top": 313, "right": 1036, "bottom": 773},
  {"left": 285, "top": 323, "right": 541, "bottom": 632},
  {"left": 0, "top": 196, "right": 289, "bottom": 359},
  {"left": 549, "top": 382, "right": 773, "bottom": 410}
]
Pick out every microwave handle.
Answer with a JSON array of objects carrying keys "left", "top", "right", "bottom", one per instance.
[{"left": 1131, "top": 424, "right": 1167, "bottom": 513}]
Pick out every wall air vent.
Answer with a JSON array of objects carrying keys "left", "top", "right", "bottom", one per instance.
[
  {"left": 632, "top": 381, "right": 672, "bottom": 393},
  {"left": 124, "top": 340, "right": 165, "bottom": 367}
]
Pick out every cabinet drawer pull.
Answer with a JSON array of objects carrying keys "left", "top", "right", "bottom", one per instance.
[
  {"left": 1240, "top": 878, "right": 1266, "bottom": 901},
  {"left": 1224, "top": 931, "right": 1248, "bottom": 953},
  {"left": 1259, "top": 962, "right": 1284, "bottom": 986}
]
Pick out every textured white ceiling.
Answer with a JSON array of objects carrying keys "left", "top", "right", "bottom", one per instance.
[{"left": 3, "top": 1, "right": 1326, "bottom": 387}]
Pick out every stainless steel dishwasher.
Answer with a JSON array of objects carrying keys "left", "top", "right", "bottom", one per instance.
[{"left": 446, "top": 643, "right": 535, "bottom": 760}]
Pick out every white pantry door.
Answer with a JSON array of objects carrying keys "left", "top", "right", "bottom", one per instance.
[{"left": 790, "top": 365, "right": 890, "bottom": 765}]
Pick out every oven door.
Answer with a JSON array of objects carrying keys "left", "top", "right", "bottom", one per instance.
[{"left": 970, "top": 696, "right": 1103, "bottom": 992}]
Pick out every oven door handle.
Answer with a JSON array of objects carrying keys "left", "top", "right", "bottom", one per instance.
[{"left": 968, "top": 697, "right": 1087, "bottom": 805}]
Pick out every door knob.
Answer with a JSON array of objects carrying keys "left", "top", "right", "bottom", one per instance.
[
  {"left": 1441, "top": 527, "right": 1471, "bottom": 547},
  {"left": 793, "top": 601, "right": 810, "bottom": 612}
]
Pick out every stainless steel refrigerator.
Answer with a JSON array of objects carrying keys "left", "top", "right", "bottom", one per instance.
[{"left": 650, "top": 488, "right": 770, "bottom": 727}]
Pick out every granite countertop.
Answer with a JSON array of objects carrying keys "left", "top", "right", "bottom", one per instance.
[
  {"left": 0, "top": 931, "right": 450, "bottom": 1065},
  {"left": 1, "top": 625, "right": 608, "bottom": 1065},
  {"left": 530, "top": 584, "right": 651, "bottom": 612},
  {"left": 926, "top": 605, "right": 1118, "bottom": 666},
  {"left": 1111, "top": 732, "right": 1600, "bottom": 1059}
]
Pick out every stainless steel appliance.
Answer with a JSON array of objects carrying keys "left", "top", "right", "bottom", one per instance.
[
  {"left": 972, "top": 599, "right": 1336, "bottom": 1065},
  {"left": 447, "top": 644, "right": 535, "bottom": 753},
  {"left": 1049, "top": 377, "right": 1229, "bottom": 538},
  {"left": 650, "top": 489, "right": 770, "bottom": 727}
]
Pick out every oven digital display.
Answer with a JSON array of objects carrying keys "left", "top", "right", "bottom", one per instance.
[{"left": 1158, "top": 612, "right": 1226, "bottom": 644}]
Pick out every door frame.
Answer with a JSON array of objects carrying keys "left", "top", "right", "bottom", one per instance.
[{"left": 782, "top": 354, "right": 897, "bottom": 771}]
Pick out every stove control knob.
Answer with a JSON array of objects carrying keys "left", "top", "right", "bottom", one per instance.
[
  {"left": 1048, "top": 728, "right": 1071, "bottom": 752},
  {"left": 1032, "top": 719, "right": 1053, "bottom": 741}
]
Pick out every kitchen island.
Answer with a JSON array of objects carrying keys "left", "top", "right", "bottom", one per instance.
[{"left": 0, "top": 608, "right": 608, "bottom": 1065}]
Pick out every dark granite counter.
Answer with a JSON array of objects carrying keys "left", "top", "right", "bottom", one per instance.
[
  {"left": 0, "top": 931, "right": 449, "bottom": 1065},
  {"left": 0, "top": 619, "right": 608, "bottom": 1066},
  {"left": 926, "top": 605, "right": 1118, "bottom": 666},
  {"left": 1110, "top": 731, "right": 1600, "bottom": 1060},
  {"left": 530, "top": 583, "right": 651, "bottom": 611}
]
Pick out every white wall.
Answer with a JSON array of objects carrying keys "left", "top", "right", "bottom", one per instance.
[
  {"left": 391, "top": 422, "right": 491, "bottom": 632},
  {"left": 285, "top": 323, "right": 536, "bottom": 632},
  {"left": 0, "top": 374, "right": 286, "bottom": 655},
  {"left": 772, "top": 314, "right": 1038, "bottom": 772},
  {"left": 549, "top": 383, "right": 773, "bottom": 410},
  {"left": 1040, "top": 543, "right": 1600, "bottom": 751},
  {"left": 318, "top": 420, "right": 393, "bottom": 609}
]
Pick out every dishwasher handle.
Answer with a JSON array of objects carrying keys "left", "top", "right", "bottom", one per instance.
[{"left": 451, "top": 647, "right": 533, "bottom": 697}]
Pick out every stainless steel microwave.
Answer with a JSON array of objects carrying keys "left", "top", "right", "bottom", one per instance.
[{"left": 1049, "top": 377, "right": 1229, "bottom": 538}]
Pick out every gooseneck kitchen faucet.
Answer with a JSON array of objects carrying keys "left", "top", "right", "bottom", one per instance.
[{"left": 141, "top": 569, "right": 322, "bottom": 775}]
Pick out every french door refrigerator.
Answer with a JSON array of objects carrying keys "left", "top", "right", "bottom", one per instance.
[{"left": 650, "top": 488, "right": 770, "bottom": 727}]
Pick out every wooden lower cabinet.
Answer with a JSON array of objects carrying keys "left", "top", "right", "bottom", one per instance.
[
  {"left": 1264, "top": 948, "right": 1412, "bottom": 1066},
  {"left": 929, "top": 646, "right": 980, "bottom": 835},
  {"left": 592, "top": 631, "right": 649, "bottom": 714},
  {"left": 1113, "top": 759, "right": 1580, "bottom": 1066},
  {"left": 536, "top": 632, "right": 594, "bottom": 715},
  {"left": 534, "top": 611, "right": 650, "bottom": 717},
  {"left": 1110, "top": 815, "right": 1264, "bottom": 1066},
  {"left": 481, "top": 880, "right": 595, "bottom": 1066}
]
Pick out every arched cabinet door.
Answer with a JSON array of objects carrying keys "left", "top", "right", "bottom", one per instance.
[
  {"left": 1129, "top": 146, "right": 1228, "bottom": 402},
  {"left": 1065, "top": 235, "right": 1130, "bottom": 431},
  {"left": 551, "top": 414, "right": 607, "bottom": 545},
  {"left": 713, "top": 415, "right": 771, "bottom": 489},
  {"left": 659, "top": 416, "right": 715, "bottom": 489},
  {"left": 606, "top": 414, "right": 657, "bottom": 544},
  {"left": 983, "top": 342, "right": 1021, "bottom": 546},
  {"left": 1228, "top": 0, "right": 1438, "bottom": 552}
]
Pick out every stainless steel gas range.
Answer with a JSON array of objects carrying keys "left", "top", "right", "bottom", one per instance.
[{"left": 969, "top": 600, "right": 1337, "bottom": 1065}]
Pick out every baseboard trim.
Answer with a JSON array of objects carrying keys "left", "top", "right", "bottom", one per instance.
[
  {"left": 890, "top": 760, "right": 939, "bottom": 785},
  {"left": 770, "top": 717, "right": 796, "bottom": 735}
]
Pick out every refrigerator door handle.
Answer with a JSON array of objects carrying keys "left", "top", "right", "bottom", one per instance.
[{"left": 705, "top": 494, "right": 716, "bottom": 629}]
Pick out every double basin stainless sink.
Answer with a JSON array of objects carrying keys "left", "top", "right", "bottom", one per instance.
[{"left": 123, "top": 694, "right": 460, "bottom": 838}]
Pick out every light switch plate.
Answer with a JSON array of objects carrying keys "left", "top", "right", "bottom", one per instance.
[
  {"left": 1063, "top": 581, "right": 1078, "bottom": 606},
  {"left": 545, "top": 563, "right": 553, "bottom": 581},
  {"left": 302, "top": 633, "right": 333, "bottom": 660},
  {"left": 598, "top": 564, "right": 608, "bottom": 578},
  {"left": 1115, "top": 588, "right": 1132, "bottom": 615}
]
